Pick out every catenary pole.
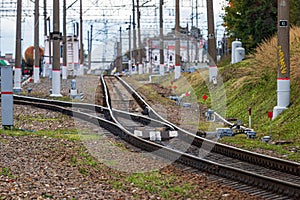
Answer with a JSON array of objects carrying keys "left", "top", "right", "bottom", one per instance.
[
  {"left": 128, "top": 15, "right": 132, "bottom": 70},
  {"left": 206, "top": 0, "right": 217, "bottom": 64},
  {"left": 48, "top": 17, "right": 51, "bottom": 65},
  {"left": 88, "top": 25, "right": 93, "bottom": 71},
  {"left": 119, "top": 26, "right": 123, "bottom": 72},
  {"left": 34, "top": 0, "right": 40, "bottom": 83},
  {"left": 175, "top": 0, "right": 181, "bottom": 79},
  {"left": 137, "top": 0, "right": 143, "bottom": 74},
  {"left": 195, "top": 0, "right": 199, "bottom": 63},
  {"left": 51, "top": 0, "right": 62, "bottom": 97},
  {"left": 62, "top": 0, "right": 67, "bottom": 79},
  {"left": 42, "top": 0, "right": 47, "bottom": 77},
  {"left": 13, "top": 0, "right": 22, "bottom": 92},
  {"left": 132, "top": 0, "right": 137, "bottom": 66},
  {"left": 273, "top": 0, "right": 290, "bottom": 119},
  {"left": 79, "top": 0, "right": 84, "bottom": 74},
  {"left": 44, "top": 0, "right": 47, "bottom": 36},
  {"left": 159, "top": 0, "right": 164, "bottom": 74}
]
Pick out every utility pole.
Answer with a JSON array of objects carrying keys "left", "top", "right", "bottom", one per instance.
[
  {"left": 13, "top": 0, "right": 22, "bottom": 92},
  {"left": 187, "top": 23, "right": 190, "bottom": 63},
  {"left": 132, "top": 0, "right": 137, "bottom": 66},
  {"left": 87, "top": 30, "right": 90, "bottom": 70},
  {"left": 175, "top": 0, "right": 181, "bottom": 79},
  {"left": 119, "top": 26, "right": 122, "bottom": 72},
  {"left": 195, "top": 0, "right": 199, "bottom": 64},
  {"left": 191, "top": 0, "right": 194, "bottom": 27},
  {"left": 196, "top": 0, "right": 199, "bottom": 28},
  {"left": 34, "top": 0, "right": 40, "bottom": 83},
  {"left": 137, "top": 0, "right": 143, "bottom": 73},
  {"left": 79, "top": 0, "right": 84, "bottom": 73},
  {"left": 159, "top": 0, "right": 164, "bottom": 73},
  {"left": 88, "top": 25, "right": 93, "bottom": 71},
  {"left": 62, "top": 0, "right": 67, "bottom": 79},
  {"left": 42, "top": 0, "right": 47, "bottom": 77},
  {"left": 51, "top": 0, "right": 62, "bottom": 97},
  {"left": 128, "top": 16, "right": 132, "bottom": 64},
  {"left": 206, "top": 0, "right": 217, "bottom": 64},
  {"left": 273, "top": 0, "right": 290, "bottom": 119},
  {"left": 116, "top": 41, "right": 121, "bottom": 72},
  {"left": 47, "top": 16, "right": 51, "bottom": 65},
  {"left": 43, "top": 0, "right": 47, "bottom": 37}
]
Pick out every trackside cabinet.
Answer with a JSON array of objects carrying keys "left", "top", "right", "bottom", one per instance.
[{"left": 0, "top": 59, "right": 13, "bottom": 129}]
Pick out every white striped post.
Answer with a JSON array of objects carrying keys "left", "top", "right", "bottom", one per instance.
[{"left": 1, "top": 60, "right": 14, "bottom": 129}]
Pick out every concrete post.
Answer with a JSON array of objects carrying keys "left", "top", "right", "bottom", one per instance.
[
  {"left": 175, "top": 0, "right": 181, "bottom": 79},
  {"left": 1, "top": 60, "right": 13, "bottom": 129},
  {"left": 51, "top": 0, "right": 62, "bottom": 97},
  {"left": 273, "top": 0, "right": 290, "bottom": 119},
  {"left": 14, "top": 0, "right": 22, "bottom": 93},
  {"left": 34, "top": 0, "right": 40, "bottom": 83}
]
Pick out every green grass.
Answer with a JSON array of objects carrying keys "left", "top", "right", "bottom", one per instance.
[
  {"left": 0, "top": 167, "right": 14, "bottom": 178},
  {"left": 214, "top": 57, "right": 300, "bottom": 161},
  {"left": 0, "top": 129, "right": 81, "bottom": 141},
  {"left": 1, "top": 123, "right": 204, "bottom": 198},
  {"left": 181, "top": 53, "right": 300, "bottom": 161},
  {"left": 130, "top": 32, "right": 300, "bottom": 162},
  {"left": 109, "top": 171, "right": 196, "bottom": 199}
]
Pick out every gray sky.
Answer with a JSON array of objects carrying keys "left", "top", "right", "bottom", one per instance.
[{"left": 0, "top": 0, "right": 226, "bottom": 58}]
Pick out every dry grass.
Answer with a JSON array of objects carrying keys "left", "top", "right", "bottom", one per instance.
[{"left": 253, "top": 26, "right": 300, "bottom": 81}]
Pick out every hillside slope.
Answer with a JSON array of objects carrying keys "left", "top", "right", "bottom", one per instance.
[{"left": 185, "top": 27, "right": 300, "bottom": 162}]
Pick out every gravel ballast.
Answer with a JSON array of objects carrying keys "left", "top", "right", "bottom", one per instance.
[{"left": 0, "top": 76, "right": 263, "bottom": 199}]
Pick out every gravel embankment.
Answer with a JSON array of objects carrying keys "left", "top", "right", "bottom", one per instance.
[{"left": 0, "top": 75, "right": 263, "bottom": 199}]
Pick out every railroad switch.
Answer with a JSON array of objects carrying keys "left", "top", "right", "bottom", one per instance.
[{"left": 216, "top": 119, "right": 256, "bottom": 139}]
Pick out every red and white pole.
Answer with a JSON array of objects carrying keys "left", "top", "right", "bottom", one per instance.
[{"left": 1, "top": 60, "right": 14, "bottom": 129}]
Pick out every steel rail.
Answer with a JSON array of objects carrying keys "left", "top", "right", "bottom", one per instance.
[
  {"left": 101, "top": 75, "right": 300, "bottom": 199},
  {"left": 13, "top": 94, "right": 174, "bottom": 131},
  {"left": 11, "top": 94, "right": 300, "bottom": 199},
  {"left": 115, "top": 75, "right": 300, "bottom": 176}
]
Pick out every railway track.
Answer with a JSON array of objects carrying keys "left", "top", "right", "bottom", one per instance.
[
  {"left": 103, "top": 75, "right": 177, "bottom": 141},
  {"left": 9, "top": 75, "right": 300, "bottom": 199},
  {"left": 101, "top": 75, "right": 300, "bottom": 199}
]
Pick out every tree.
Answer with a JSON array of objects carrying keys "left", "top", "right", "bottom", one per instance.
[
  {"left": 290, "top": 0, "right": 300, "bottom": 26},
  {"left": 223, "top": 0, "right": 277, "bottom": 53}
]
